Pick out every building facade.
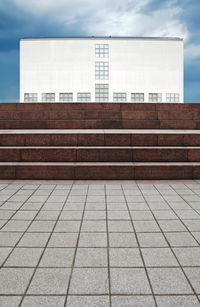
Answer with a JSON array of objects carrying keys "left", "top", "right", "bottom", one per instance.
[{"left": 20, "top": 37, "right": 184, "bottom": 103}]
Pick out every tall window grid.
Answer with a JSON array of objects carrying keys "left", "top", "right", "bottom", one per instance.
[
  {"left": 95, "top": 84, "right": 109, "bottom": 102},
  {"left": 166, "top": 93, "right": 179, "bottom": 102},
  {"left": 131, "top": 93, "right": 144, "bottom": 102},
  {"left": 24, "top": 93, "right": 38, "bottom": 102},
  {"left": 77, "top": 92, "right": 91, "bottom": 102},
  {"left": 59, "top": 93, "right": 73, "bottom": 102},
  {"left": 95, "top": 62, "right": 109, "bottom": 80},
  {"left": 42, "top": 93, "right": 55, "bottom": 102},
  {"left": 95, "top": 44, "right": 109, "bottom": 58},
  {"left": 149, "top": 93, "right": 162, "bottom": 102},
  {"left": 113, "top": 92, "right": 127, "bottom": 102}
]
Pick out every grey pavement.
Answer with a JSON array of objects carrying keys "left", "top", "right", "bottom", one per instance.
[{"left": 0, "top": 180, "right": 200, "bottom": 306}]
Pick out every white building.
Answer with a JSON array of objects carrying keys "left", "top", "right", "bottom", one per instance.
[{"left": 20, "top": 37, "right": 184, "bottom": 103}]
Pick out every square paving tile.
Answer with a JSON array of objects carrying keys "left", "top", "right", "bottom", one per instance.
[
  {"left": 81, "top": 220, "right": 106, "bottom": 232},
  {"left": 165, "top": 232, "right": 198, "bottom": 247},
  {"left": 54, "top": 221, "right": 81, "bottom": 232},
  {"left": 109, "top": 232, "right": 138, "bottom": 247},
  {"left": 110, "top": 248, "right": 143, "bottom": 267},
  {"left": 17, "top": 232, "right": 50, "bottom": 247},
  {"left": 183, "top": 267, "right": 200, "bottom": 293},
  {"left": 0, "top": 247, "right": 12, "bottom": 265},
  {"left": 28, "top": 221, "right": 56, "bottom": 232},
  {"left": 59, "top": 210, "right": 83, "bottom": 220},
  {"left": 0, "top": 268, "right": 34, "bottom": 294},
  {"left": 111, "top": 295, "right": 156, "bottom": 307},
  {"left": 147, "top": 268, "right": 193, "bottom": 294},
  {"left": 48, "top": 233, "right": 78, "bottom": 247},
  {"left": 27, "top": 268, "right": 70, "bottom": 294},
  {"left": 0, "top": 296, "right": 22, "bottom": 307},
  {"left": 141, "top": 248, "right": 178, "bottom": 267},
  {"left": 66, "top": 296, "right": 109, "bottom": 307},
  {"left": 158, "top": 220, "right": 187, "bottom": 232},
  {"left": 39, "top": 247, "right": 75, "bottom": 267},
  {"left": 75, "top": 248, "right": 107, "bottom": 267},
  {"left": 173, "top": 247, "right": 200, "bottom": 266},
  {"left": 1, "top": 220, "right": 31, "bottom": 232},
  {"left": 155, "top": 295, "right": 200, "bottom": 307},
  {"left": 36, "top": 210, "right": 60, "bottom": 220},
  {"left": 69, "top": 268, "right": 109, "bottom": 294},
  {"left": 108, "top": 221, "right": 133, "bottom": 232},
  {"left": 137, "top": 233, "right": 168, "bottom": 247},
  {"left": 12, "top": 210, "right": 37, "bottom": 220},
  {"left": 4, "top": 247, "right": 43, "bottom": 267},
  {"left": 78, "top": 233, "right": 107, "bottom": 247},
  {"left": 21, "top": 296, "right": 65, "bottom": 307},
  {"left": 110, "top": 268, "right": 151, "bottom": 294},
  {"left": 0, "top": 232, "right": 23, "bottom": 246},
  {"left": 84, "top": 211, "right": 106, "bottom": 220},
  {"left": 182, "top": 220, "right": 200, "bottom": 231},
  {"left": 133, "top": 220, "right": 160, "bottom": 232},
  {"left": 130, "top": 210, "right": 154, "bottom": 220}
]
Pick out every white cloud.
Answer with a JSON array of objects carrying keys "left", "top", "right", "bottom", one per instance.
[
  {"left": 13, "top": 0, "right": 188, "bottom": 39},
  {"left": 185, "top": 44, "right": 200, "bottom": 60}
]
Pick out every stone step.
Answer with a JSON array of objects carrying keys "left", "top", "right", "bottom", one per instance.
[
  {"left": 0, "top": 162, "right": 200, "bottom": 179},
  {"left": 0, "top": 110, "right": 199, "bottom": 120},
  {"left": 0, "top": 146, "right": 200, "bottom": 162},
  {"left": 0, "top": 102, "right": 200, "bottom": 112},
  {"left": 1, "top": 130, "right": 200, "bottom": 146},
  {"left": 0, "top": 119, "right": 199, "bottom": 129}
]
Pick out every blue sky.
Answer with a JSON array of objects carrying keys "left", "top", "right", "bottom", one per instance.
[{"left": 0, "top": 0, "right": 199, "bottom": 103}]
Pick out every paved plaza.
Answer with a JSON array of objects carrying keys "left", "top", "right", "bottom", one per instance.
[{"left": 0, "top": 180, "right": 200, "bottom": 306}]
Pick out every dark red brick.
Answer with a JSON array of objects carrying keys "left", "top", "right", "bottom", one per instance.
[
  {"left": 16, "top": 165, "right": 75, "bottom": 179},
  {"left": 78, "top": 134, "right": 104, "bottom": 146},
  {"left": 0, "top": 165, "right": 16, "bottom": 178},
  {"left": 132, "top": 149, "right": 187, "bottom": 162},
  {"left": 158, "top": 134, "right": 184, "bottom": 146},
  {"left": 0, "top": 149, "right": 20, "bottom": 161},
  {"left": 134, "top": 165, "right": 193, "bottom": 179},
  {"left": 105, "top": 134, "right": 131, "bottom": 146},
  {"left": 131, "top": 134, "right": 157, "bottom": 146},
  {"left": 75, "top": 165, "right": 133, "bottom": 179}
]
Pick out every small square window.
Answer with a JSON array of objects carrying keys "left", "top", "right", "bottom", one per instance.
[
  {"left": 95, "top": 44, "right": 109, "bottom": 58},
  {"left": 77, "top": 92, "right": 91, "bottom": 102},
  {"left": 149, "top": 93, "right": 162, "bottom": 102},
  {"left": 113, "top": 92, "right": 127, "bottom": 102},
  {"left": 95, "top": 62, "right": 109, "bottom": 80},
  {"left": 95, "top": 84, "right": 109, "bottom": 102},
  {"left": 42, "top": 93, "right": 55, "bottom": 102},
  {"left": 24, "top": 93, "right": 38, "bottom": 102},
  {"left": 131, "top": 93, "right": 144, "bottom": 102},
  {"left": 59, "top": 93, "right": 73, "bottom": 102},
  {"left": 166, "top": 93, "right": 180, "bottom": 102}
]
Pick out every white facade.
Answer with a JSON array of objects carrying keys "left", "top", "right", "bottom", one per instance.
[{"left": 20, "top": 37, "right": 184, "bottom": 103}]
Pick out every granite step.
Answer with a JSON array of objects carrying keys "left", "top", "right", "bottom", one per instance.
[
  {"left": 0, "top": 146, "right": 200, "bottom": 162},
  {"left": 0, "top": 162, "right": 200, "bottom": 180},
  {"left": 0, "top": 119, "right": 199, "bottom": 129},
  {"left": 1, "top": 130, "right": 200, "bottom": 146}
]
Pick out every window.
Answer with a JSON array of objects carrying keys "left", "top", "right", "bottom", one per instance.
[
  {"left": 166, "top": 93, "right": 180, "bottom": 102},
  {"left": 149, "top": 93, "right": 162, "bottom": 102},
  {"left": 95, "top": 84, "right": 109, "bottom": 102},
  {"left": 113, "top": 92, "right": 127, "bottom": 102},
  {"left": 131, "top": 93, "right": 144, "bottom": 102},
  {"left": 77, "top": 92, "right": 91, "bottom": 102},
  {"left": 95, "top": 62, "right": 109, "bottom": 80},
  {"left": 42, "top": 93, "right": 55, "bottom": 102},
  {"left": 24, "top": 93, "right": 38, "bottom": 102},
  {"left": 59, "top": 93, "right": 73, "bottom": 102},
  {"left": 95, "top": 44, "right": 109, "bottom": 58}
]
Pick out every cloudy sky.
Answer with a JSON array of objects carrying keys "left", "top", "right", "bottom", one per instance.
[{"left": 0, "top": 0, "right": 199, "bottom": 102}]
